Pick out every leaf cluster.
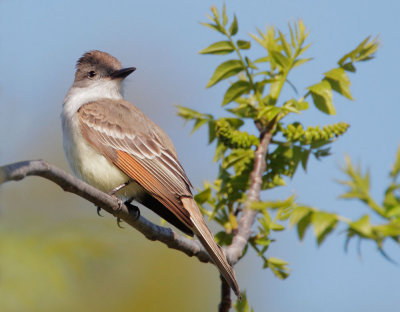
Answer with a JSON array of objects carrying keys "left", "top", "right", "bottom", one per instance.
[
  {"left": 289, "top": 148, "right": 400, "bottom": 260},
  {"left": 177, "top": 4, "right": 379, "bottom": 289},
  {"left": 339, "top": 151, "right": 400, "bottom": 256}
]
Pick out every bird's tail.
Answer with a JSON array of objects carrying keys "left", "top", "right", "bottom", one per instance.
[{"left": 181, "top": 197, "right": 241, "bottom": 298}]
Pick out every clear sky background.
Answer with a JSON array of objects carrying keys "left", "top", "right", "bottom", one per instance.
[{"left": 1, "top": 1, "right": 400, "bottom": 311}]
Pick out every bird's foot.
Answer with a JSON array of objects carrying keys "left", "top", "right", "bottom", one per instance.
[
  {"left": 96, "top": 194, "right": 124, "bottom": 217},
  {"left": 116, "top": 200, "right": 140, "bottom": 228},
  {"left": 96, "top": 183, "right": 130, "bottom": 217},
  {"left": 126, "top": 201, "right": 140, "bottom": 221},
  {"left": 114, "top": 196, "right": 124, "bottom": 213},
  {"left": 113, "top": 196, "right": 125, "bottom": 227}
]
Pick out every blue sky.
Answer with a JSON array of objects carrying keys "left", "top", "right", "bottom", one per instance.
[{"left": 1, "top": 1, "right": 399, "bottom": 311}]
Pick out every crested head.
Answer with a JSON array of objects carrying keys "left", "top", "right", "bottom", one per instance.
[
  {"left": 74, "top": 50, "right": 135, "bottom": 85},
  {"left": 74, "top": 50, "right": 122, "bottom": 82},
  {"left": 63, "top": 51, "right": 135, "bottom": 118}
]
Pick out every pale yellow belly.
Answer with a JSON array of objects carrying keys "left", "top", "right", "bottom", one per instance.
[{"left": 62, "top": 117, "right": 144, "bottom": 201}]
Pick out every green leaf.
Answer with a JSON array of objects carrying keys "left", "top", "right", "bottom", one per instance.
[
  {"left": 208, "top": 120, "right": 216, "bottom": 144},
  {"left": 268, "top": 257, "right": 288, "bottom": 266},
  {"left": 257, "top": 106, "right": 281, "bottom": 121},
  {"left": 200, "top": 22, "right": 225, "bottom": 34},
  {"left": 225, "top": 117, "right": 244, "bottom": 129},
  {"left": 375, "top": 221, "right": 400, "bottom": 237},
  {"left": 324, "top": 68, "right": 353, "bottom": 100},
  {"left": 242, "top": 58, "right": 256, "bottom": 71},
  {"left": 206, "top": 60, "right": 244, "bottom": 88},
  {"left": 194, "top": 187, "right": 212, "bottom": 204},
  {"left": 191, "top": 118, "right": 208, "bottom": 134},
  {"left": 214, "top": 231, "right": 233, "bottom": 245},
  {"left": 282, "top": 101, "right": 300, "bottom": 114},
  {"left": 222, "top": 80, "right": 251, "bottom": 105},
  {"left": 176, "top": 105, "right": 211, "bottom": 121},
  {"left": 279, "top": 30, "right": 292, "bottom": 57},
  {"left": 292, "top": 57, "right": 312, "bottom": 68},
  {"left": 214, "top": 141, "right": 227, "bottom": 161},
  {"left": 300, "top": 149, "right": 311, "bottom": 171},
  {"left": 297, "top": 100, "right": 309, "bottom": 111},
  {"left": 390, "top": 145, "right": 400, "bottom": 179},
  {"left": 270, "top": 223, "right": 285, "bottom": 231},
  {"left": 249, "top": 201, "right": 269, "bottom": 211},
  {"left": 290, "top": 207, "right": 311, "bottom": 227},
  {"left": 341, "top": 62, "right": 356, "bottom": 72},
  {"left": 234, "top": 292, "right": 252, "bottom": 312},
  {"left": 386, "top": 206, "right": 400, "bottom": 218},
  {"left": 296, "top": 210, "right": 312, "bottom": 241},
  {"left": 229, "top": 15, "right": 238, "bottom": 36},
  {"left": 223, "top": 148, "right": 253, "bottom": 169},
  {"left": 267, "top": 257, "right": 290, "bottom": 279},
  {"left": 298, "top": 43, "right": 311, "bottom": 57},
  {"left": 222, "top": 4, "right": 228, "bottom": 26},
  {"left": 254, "top": 56, "right": 269, "bottom": 63},
  {"left": 350, "top": 215, "right": 373, "bottom": 237},
  {"left": 227, "top": 103, "right": 258, "bottom": 119},
  {"left": 383, "top": 183, "right": 400, "bottom": 217},
  {"left": 270, "top": 51, "right": 290, "bottom": 69},
  {"left": 259, "top": 196, "right": 296, "bottom": 211},
  {"left": 311, "top": 212, "right": 337, "bottom": 245},
  {"left": 254, "top": 237, "right": 271, "bottom": 246},
  {"left": 324, "top": 67, "right": 349, "bottom": 84},
  {"left": 308, "top": 80, "right": 335, "bottom": 115},
  {"left": 338, "top": 36, "right": 379, "bottom": 66},
  {"left": 237, "top": 40, "right": 251, "bottom": 50},
  {"left": 199, "top": 41, "right": 234, "bottom": 55},
  {"left": 210, "top": 6, "right": 219, "bottom": 21}
]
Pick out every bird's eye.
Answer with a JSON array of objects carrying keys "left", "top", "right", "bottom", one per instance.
[{"left": 88, "top": 71, "right": 96, "bottom": 78}]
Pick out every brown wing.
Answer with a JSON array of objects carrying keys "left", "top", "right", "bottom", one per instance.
[
  {"left": 78, "top": 99, "right": 241, "bottom": 297},
  {"left": 78, "top": 99, "right": 194, "bottom": 229}
]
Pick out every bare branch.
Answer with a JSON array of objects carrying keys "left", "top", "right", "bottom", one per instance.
[
  {"left": 227, "top": 129, "right": 273, "bottom": 264},
  {"left": 218, "top": 274, "right": 232, "bottom": 312},
  {"left": 0, "top": 160, "right": 211, "bottom": 263}
]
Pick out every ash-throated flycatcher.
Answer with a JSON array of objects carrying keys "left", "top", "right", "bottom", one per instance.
[{"left": 61, "top": 50, "right": 240, "bottom": 296}]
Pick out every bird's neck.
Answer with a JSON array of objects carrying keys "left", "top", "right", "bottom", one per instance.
[{"left": 62, "top": 80, "right": 123, "bottom": 120}]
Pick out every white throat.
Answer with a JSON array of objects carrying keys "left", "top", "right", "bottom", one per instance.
[{"left": 62, "top": 79, "right": 123, "bottom": 120}]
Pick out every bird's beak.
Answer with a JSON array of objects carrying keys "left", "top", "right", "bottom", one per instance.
[{"left": 110, "top": 67, "right": 136, "bottom": 79}]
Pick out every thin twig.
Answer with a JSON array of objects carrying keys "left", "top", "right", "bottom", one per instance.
[
  {"left": 218, "top": 274, "right": 232, "bottom": 312},
  {"left": 0, "top": 160, "right": 210, "bottom": 263},
  {"left": 227, "top": 128, "right": 273, "bottom": 265}
]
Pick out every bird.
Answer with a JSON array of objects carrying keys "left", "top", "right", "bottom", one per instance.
[{"left": 61, "top": 50, "right": 240, "bottom": 297}]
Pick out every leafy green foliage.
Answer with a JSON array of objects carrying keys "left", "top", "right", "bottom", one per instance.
[
  {"left": 234, "top": 292, "right": 254, "bottom": 312},
  {"left": 288, "top": 148, "right": 400, "bottom": 256},
  {"left": 177, "top": 5, "right": 380, "bottom": 308},
  {"left": 290, "top": 205, "right": 339, "bottom": 245},
  {"left": 338, "top": 152, "right": 400, "bottom": 253},
  {"left": 338, "top": 36, "right": 379, "bottom": 71}
]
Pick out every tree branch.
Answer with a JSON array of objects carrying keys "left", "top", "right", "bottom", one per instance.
[
  {"left": 0, "top": 160, "right": 211, "bottom": 263},
  {"left": 218, "top": 274, "right": 232, "bottom": 312},
  {"left": 227, "top": 128, "right": 273, "bottom": 265}
]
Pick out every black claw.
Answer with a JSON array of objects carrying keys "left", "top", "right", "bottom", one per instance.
[
  {"left": 97, "top": 206, "right": 103, "bottom": 217},
  {"left": 117, "top": 217, "right": 124, "bottom": 228},
  {"left": 125, "top": 201, "right": 140, "bottom": 221},
  {"left": 115, "top": 201, "right": 139, "bottom": 228}
]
